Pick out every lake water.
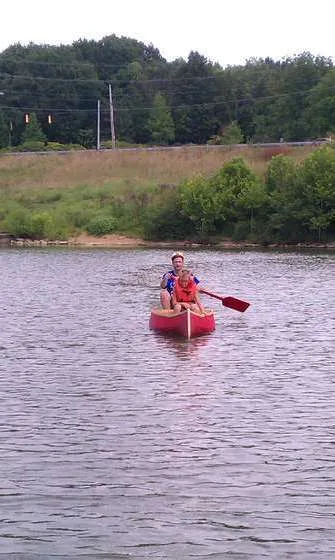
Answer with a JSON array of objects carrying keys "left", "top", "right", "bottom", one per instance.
[{"left": 0, "top": 247, "right": 334, "bottom": 560}]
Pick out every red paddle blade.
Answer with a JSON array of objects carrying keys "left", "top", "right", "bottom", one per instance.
[
  {"left": 221, "top": 296, "right": 250, "bottom": 312},
  {"left": 200, "top": 288, "right": 250, "bottom": 312}
]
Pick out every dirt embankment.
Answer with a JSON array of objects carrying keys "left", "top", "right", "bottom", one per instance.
[
  {"left": 70, "top": 234, "right": 259, "bottom": 249},
  {"left": 6, "top": 233, "right": 335, "bottom": 250},
  {"left": 9, "top": 233, "right": 247, "bottom": 249}
]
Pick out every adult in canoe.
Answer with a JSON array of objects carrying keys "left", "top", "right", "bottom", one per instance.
[
  {"left": 171, "top": 270, "right": 205, "bottom": 315},
  {"left": 160, "top": 251, "right": 200, "bottom": 309}
]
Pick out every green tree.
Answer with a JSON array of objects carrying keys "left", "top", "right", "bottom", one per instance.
[
  {"left": 234, "top": 179, "right": 268, "bottom": 237},
  {"left": 209, "top": 158, "right": 261, "bottom": 231},
  {"left": 170, "top": 52, "right": 220, "bottom": 144},
  {"left": 179, "top": 158, "right": 261, "bottom": 237},
  {"left": 299, "top": 147, "right": 335, "bottom": 240},
  {"left": 78, "top": 128, "right": 94, "bottom": 148},
  {"left": 305, "top": 69, "right": 335, "bottom": 138},
  {"left": 266, "top": 154, "right": 299, "bottom": 193},
  {"left": 265, "top": 155, "right": 303, "bottom": 240},
  {"left": 148, "top": 93, "right": 175, "bottom": 145},
  {"left": 208, "top": 121, "right": 244, "bottom": 145},
  {"left": 251, "top": 53, "right": 333, "bottom": 142},
  {"left": 179, "top": 174, "right": 221, "bottom": 235}
]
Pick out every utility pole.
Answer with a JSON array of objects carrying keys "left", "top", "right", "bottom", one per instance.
[
  {"left": 8, "top": 120, "right": 13, "bottom": 147},
  {"left": 108, "top": 83, "right": 116, "bottom": 149},
  {"left": 97, "top": 99, "right": 101, "bottom": 150}
]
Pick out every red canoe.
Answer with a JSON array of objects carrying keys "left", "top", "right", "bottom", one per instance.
[{"left": 149, "top": 308, "right": 215, "bottom": 339}]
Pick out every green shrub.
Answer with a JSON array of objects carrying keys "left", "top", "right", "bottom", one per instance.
[
  {"left": 44, "top": 142, "right": 72, "bottom": 151},
  {"left": 86, "top": 215, "right": 117, "bottom": 236},
  {"left": 208, "top": 121, "right": 244, "bottom": 145},
  {"left": 62, "top": 143, "right": 85, "bottom": 151},
  {"left": 4, "top": 208, "right": 69, "bottom": 239},
  {"left": 30, "top": 212, "right": 53, "bottom": 239},
  {"left": 63, "top": 205, "right": 95, "bottom": 228},
  {"left": 143, "top": 199, "right": 193, "bottom": 240},
  {"left": 4, "top": 209, "right": 33, "bottom": 237},
  {"left": 0, "top": 199, "right": 22, "bottom": 221},
  {"left": 31, "top": 189, "right": 63, "bottom": 204},
  {"left": 16, "top": 141, "right": 46, "bottom": 152}
]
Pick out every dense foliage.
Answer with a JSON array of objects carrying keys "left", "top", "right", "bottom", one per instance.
[{"left": 0, "top": 38, "right": 334, "bottom": 149}]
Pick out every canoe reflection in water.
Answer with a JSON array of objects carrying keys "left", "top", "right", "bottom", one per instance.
[{"left": 151, "top": 328, "right": 213, "bottom": 360}]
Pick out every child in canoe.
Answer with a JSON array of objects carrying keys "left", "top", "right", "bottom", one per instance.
[{"left": 171, "top": 269, "right": 205, "bottom": 315}]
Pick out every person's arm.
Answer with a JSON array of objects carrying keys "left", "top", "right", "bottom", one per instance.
[
  {"left": 194, "top": 291, "right": 205, "bottom": 314},
  {"left": 160, "top": 272, "right": 171, "bottom": 289},
  {"left": 191, "top": 274, "right": 202, "bottom": 292}
]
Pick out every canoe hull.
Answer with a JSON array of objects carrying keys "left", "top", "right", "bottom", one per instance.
[{"left": 149, "top": 308, "right": 215, "bottom": 339}]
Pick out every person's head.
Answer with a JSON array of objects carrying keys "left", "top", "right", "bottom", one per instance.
[
  {"left": 171, "top": 251, "right": 184, "bottom": 272},
  {"left": 179, "top": 269, "right": 191, "bottom": 287}
]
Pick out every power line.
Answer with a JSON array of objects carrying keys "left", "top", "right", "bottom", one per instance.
[
  {"left": 0, "top": 71, "right": 222, "bottom": 85},
  {"left": 1, "top": 82, "right": 335, "bottom": 115}
]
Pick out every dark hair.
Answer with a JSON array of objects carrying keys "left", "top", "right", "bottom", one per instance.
[{"left": 171, "top": 251, "right": 184, "bottom": 261}]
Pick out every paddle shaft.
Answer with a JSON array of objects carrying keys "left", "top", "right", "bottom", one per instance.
[{"left": 200, "top": 288, "right": 250, "bottom": 312}]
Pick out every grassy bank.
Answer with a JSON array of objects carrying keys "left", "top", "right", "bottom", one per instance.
[{"left": 0, "top": 144, "right": 330, "bottom": 243}]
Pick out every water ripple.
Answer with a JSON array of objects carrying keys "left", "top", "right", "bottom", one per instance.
[{"left": 0, "top": 248, "right": 334, "bottom": 559}]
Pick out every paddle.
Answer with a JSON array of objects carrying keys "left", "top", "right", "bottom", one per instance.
[{"left": 200, "top": 288, "right": 250, "bottom": 312}]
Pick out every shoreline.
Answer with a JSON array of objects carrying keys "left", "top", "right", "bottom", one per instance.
[{"left": 3, "top": 233, "right": 335, "bottom": 250}]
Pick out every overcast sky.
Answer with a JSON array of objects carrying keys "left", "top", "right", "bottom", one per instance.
[{"left": 1, "top": 0, "right": 334, "bottom": 67}]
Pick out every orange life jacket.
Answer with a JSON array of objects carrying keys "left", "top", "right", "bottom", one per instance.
[{"left": 174, "top": 278, "right": 197, "bottom": 302}]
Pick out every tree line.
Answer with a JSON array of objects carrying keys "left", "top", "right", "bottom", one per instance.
[{"left": 0, "top": 36, "right": 335, "bottom": 149}]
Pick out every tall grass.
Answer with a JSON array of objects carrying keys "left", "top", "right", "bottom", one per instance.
[{"left": 0, "top": 145, "right": 316, "bottom": 191}]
